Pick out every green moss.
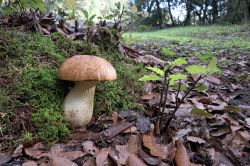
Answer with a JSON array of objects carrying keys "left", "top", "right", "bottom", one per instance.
[
  {"left": 32, "top": 108, "right": 69, "bottom": 141},
  {"left": 0, "top": 29, "right": 146, "bottom": 144}
]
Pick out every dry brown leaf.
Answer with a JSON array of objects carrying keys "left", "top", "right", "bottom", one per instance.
[
  {"left": 96, "top": 148, "right": 109, "bottom": 166},
  {"left": 206, "top": 75, "right": 222, "bottom": 85},
  {"left": 51, "top": 157, "right": 78, "bottom": 166},
  {"left": 127, "top": 135, "right": 141, "bottom": 154},
  {"left": 82, "top": 141, "right": 99, "bottom": 156},
  {"left": 142, "top": 135, "right": 176, "bottom": 159},
  {"left": 24, "top": 142, "right": 45, "bottom": 158},
  {"left": 22, "top": 160, "right": 37, "bottom": 166},
  {"left": 138, "top": 148, "right": 161, "bottom": 165},
  {"left": 127, "top": 154, "right": 147, "bottom": 166},
  {"left": 174, "top": 140, "right": 190, "bottom": 166},
  {"left": 208, "top": 150, "right": 234, "bottom": 166},
  {"left": 12, "top": 144, "right": 23, "bottom": 157},
  {"left": 115, "top": 145, "right": 130, "bottom": 165},
  {"left": 122, "top": 126, "right": 137, "bottom": 134},
  {"left": 187, "top": 136, "right": 206, "bottom": 144},
  {"left": 40, "top": 151, "right": 85, "bottom": 161}
]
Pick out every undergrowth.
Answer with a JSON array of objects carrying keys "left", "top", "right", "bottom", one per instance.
[{"left": 0, "top": 29, "right": 145, "bottom": 146}]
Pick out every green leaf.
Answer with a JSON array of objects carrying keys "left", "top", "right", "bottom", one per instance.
[
  {"left": 172, "top": 58, "right": 187, "bottom": 66},
  {"left": 88, "top": 14, "right": 96, "bottom": 22},
  {"left": 81, "top": 9, "right": 89, "bottom": 18},
  {"left": 139, "top": 75, "right": 161, "bottom": 82},
  {"left": 146, "top": 67, "right": 164, "bottom": 76},
  {"left": 115, "top": 2, "right": 121, "bottom": 10},
  {"left": 160, "top": 48, "right": 176, "bottom": 56},
  {"left": 169, "top": 73, "right": 187, "bottom": 85},
  {"left": 186, "top": 65, "right": 207, "bottom": 74},
  {"left": 191, "top": 108, "right": 213, "bottom": 117},
  {"left": 195, "top": 83, "right": 208, "bottom": 92},
  {"left": 207, "top": 57, "right": 220, "bottom": 75},
  {"left": 105, "top": 14, "right": 114, "bottom": 20},
  {"left": 171, "top": 83, "right": 188, "bottom": 91}
]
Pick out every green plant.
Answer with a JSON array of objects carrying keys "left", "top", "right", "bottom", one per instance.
[
  {"left": 21, "top": 131, "right": 33, "bottom": 142},
  {"left": 0, "top": 0, "right": 45, "bottom": 15},
  {"left": 160, "top": 48, "right": 177, "bottom": 56},
  {"left": 32, "top": 108, "right": 69, "bottom": 142},
  {"left": 139, "top": 57, "right": 220, "bottom": 133},
  {"left": 195, "top": 51, "right": 214, "bottom": 63}
]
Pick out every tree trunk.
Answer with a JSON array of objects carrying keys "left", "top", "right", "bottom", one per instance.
[
  {"left": 155, "top": 0, "right": 163, "bottom": 25},
  {"left": 184, "top": 0, "right": 192, "bottom": 25},
  {"left": 211, "top": 0, "right": 218, "bottom": 23},
  {"left": 167, "top": 0, "right": 175, "bottom": 25}
]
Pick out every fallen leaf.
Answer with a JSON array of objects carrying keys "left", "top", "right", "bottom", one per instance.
[
  {"left": 96, "top": 148, "right": 109, "bottom": 166},
  {"left": 206, "top": 75, "right": 222, "bottom": 85},
  {"left": 142, "top": 135, "right": 176, "bottom": 159},
  {"left": 82, "top": 141, "right": 99, "bottom": 156},
  {"left": 209, "top": 151, "right": 234, "bottom": 166},
  {"left": 22, "top": 160, "right": 37, "bottom": 166},
  {"left": 24, "top": 142, "right": 45, "bottom": 158},
  {"left": 174, "top": 140, "right": 190, "bottom": 166},
  {"left": 138, "top": 148, "right": 161, "bottom": 165},
  {"left": 115, "top": 145, "right": 130, "bottom": 165},
  {"left": 174, "top": 128, "right": 192, "bottom": 141},
  {"left": 127, "top": 135, "right": 141, "bottom": 154},
  {"left": 223, "top": 105, "right": 242, "bottom": 112},
  {"left": 136, "top": 117, "right": 151, "bottom": 133},
  {"left": 187, "top": 136, "right": 206, "bottom": 144},
  {"left": 12, "top": 144, "right": 23, "bottom": 157},
  {"left": 127, "top": 154, "right": 147, "bottom": 166},
  {"left": 40, "top": 151, "right": 85, "bottom": 161},
  {"left": 122, "top": 126, "right": 137, "bottom": 134},
  {"left": 51, "top": 157, "right": 78, "bottom": 166},
  {"left": 210, "top": 127, "right": 231, "bottom": 137}
]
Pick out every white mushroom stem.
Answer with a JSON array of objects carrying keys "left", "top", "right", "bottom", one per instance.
[{"left": 63, "top": 81, "right": 97, "bottom": 127}]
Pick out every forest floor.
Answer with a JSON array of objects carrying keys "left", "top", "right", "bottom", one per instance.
[{"left": 1, "top": 25, "right": 250, "bottom": 166}]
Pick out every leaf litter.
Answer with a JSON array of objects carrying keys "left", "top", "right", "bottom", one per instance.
[{"left": 1, "top": 19, "right": 250, "bottom": 166}]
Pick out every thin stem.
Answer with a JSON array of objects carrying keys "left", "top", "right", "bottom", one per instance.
[
  {"left": 163, "top": 75, "right": 205, "bottom": 130},
  {"left": 159, "top": 78, "right": 170, "bottom": 130},
  {"left": 156, "top": 70, "right": 168, "bottom": 123}
]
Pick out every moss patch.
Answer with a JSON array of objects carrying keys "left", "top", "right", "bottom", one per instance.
[{"left": 0, "top": 29, "right": 145, "bottom": 147}]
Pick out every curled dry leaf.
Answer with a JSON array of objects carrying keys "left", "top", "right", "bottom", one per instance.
[
  {"left": 174, "top": 140, "right": 190, "bottom": 166},
  {"left": 187, "top": 136, "right": 206, "bottom": 144},
  {"left": 82, "top": 141, "right": 99, "bottom": 156},
  {"left": 138, "top": 148, "right": 161, "bottom": 165},
  {"left": 142, "top": 135, "right": 176, "bottom": 159},
  {"left": 51, "top": 157, "right": 78, "bottom": 166},
  {"left": 96, "top": 148, "right": 109, "bottom": 166},
  {"left": 24, "top": 142, "right": 45, "bottom": 158},
  {"left": 12, "top": 144, "right": 23, "bottom": 157},
  {"left": 127, "top": 154, "right": 147, "bottom": 166}
]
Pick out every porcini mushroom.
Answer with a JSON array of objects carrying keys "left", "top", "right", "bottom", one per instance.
[{"left": 58, "top": 55, "right": 117, "bottom": 127}]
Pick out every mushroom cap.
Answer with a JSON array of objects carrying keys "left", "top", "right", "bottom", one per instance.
[{"left": 58, "top": 55, "right": 117, "bottom": 81}]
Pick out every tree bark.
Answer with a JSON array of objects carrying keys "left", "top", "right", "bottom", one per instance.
[
  {"left": 155, "top": 0, "right": 163, "bottom": 25},
  {"left": 167, "top": 0, "right": 175, "bottom": 25},
  {"left": 211, "top": 0, "right": 218, "bottom": 23},
  {"left": 184, "top": 0, "right": 192, "bottom": 25}
]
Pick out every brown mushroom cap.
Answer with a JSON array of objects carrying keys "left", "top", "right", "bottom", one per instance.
[{"left": 58, "top": 55, "right": 117, "bottom": 81}]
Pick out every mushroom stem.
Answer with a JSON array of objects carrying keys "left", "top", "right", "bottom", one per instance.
[{"left": 63, "top": 81, "right": 97, "bottom": 127}]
